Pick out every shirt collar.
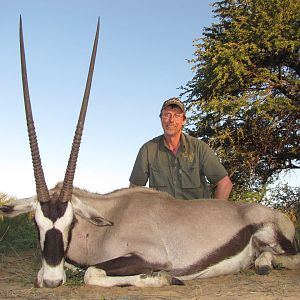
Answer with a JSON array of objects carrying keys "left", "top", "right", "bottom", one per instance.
[{"left": 159, "top": 133, "right": 187, "bottom": 153}]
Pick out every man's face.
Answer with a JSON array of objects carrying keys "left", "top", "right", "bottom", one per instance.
[{"left": 161, "top": 105, "right": 185, "bottom": 137}]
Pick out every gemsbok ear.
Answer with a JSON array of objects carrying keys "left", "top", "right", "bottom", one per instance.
[
  {"left": 0, "top": 197, "right": 37, "bottom": 217},
  {"left": 71, "top": 196, "right": 113, "bottom": 227}
]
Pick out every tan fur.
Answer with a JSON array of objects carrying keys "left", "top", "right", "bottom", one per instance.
[{"left": 2, "top": 184, "right": 299, "bottom": 287}]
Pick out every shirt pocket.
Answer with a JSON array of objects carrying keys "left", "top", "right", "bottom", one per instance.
[
  {"left": 149, "top": 164, "right": 167, "bottom": 187},
  {"left": 180, "top": 165, "right": 201, "bottom": 189}
]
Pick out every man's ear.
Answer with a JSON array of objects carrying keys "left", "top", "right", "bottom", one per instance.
[
  {"left": 71, "top": 195, "right": 113, "bottom": 226},
  {"left": 0, "top": 196, "right": 37, "bottom": 217}
]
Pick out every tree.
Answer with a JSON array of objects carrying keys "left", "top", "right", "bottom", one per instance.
[
  {"left": 262, "top": 183, "right": 300, "bottom": 225},
  {"left": 0, "top": 192, "right": 16, "bottom": 205},
  {"left": 182, "top": 0, "right": 300, "bottom": 194}
]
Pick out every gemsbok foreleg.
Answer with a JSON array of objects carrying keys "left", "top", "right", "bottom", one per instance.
[
  {"left": 84, "top": 267, "right": 183, "bottom": 288},
  {"left": 83, "top": 254, "right": 183, "bottom": 287}
]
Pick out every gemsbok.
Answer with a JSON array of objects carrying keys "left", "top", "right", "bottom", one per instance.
[{"left": 1, "top": 17, "right": 300, "bottom": 288}]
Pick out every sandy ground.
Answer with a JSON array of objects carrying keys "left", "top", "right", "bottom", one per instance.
[{"left": 1, "top": 251, "right": 300, "bottom": 300}]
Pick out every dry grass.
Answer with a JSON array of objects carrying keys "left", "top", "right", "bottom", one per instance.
[
  {"left": 0, "top": 249, "right": 40, "bottom": 285},
  {"left": 1, "top": 249, "right": 300, "bottom": 300}
]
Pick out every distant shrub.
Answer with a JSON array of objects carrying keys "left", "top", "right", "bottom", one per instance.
[
  {"left": 262, "top": 183, "right": 300, "bottom": 226},
  {"left": 0, "top": 192, "right": 16, "bottom": 205},
  {"left": 0, "top": 212, "right": 37, "bottom": 254}
]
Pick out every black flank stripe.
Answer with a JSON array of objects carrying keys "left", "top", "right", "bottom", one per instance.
[{"left": 172, "top": 224, "right": 261, "bottom": 276}]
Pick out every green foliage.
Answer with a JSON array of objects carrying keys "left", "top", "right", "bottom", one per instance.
[
  {"left": 182, "top": 0, "right": 300, "bottom": 192},
  {"left": 0, "top": 214, "right": 38, "bottom": 254},
  {"left": 239, "top": 269, "right": 256, "bottom": 276},
  {"left": 230, "top": 184, "right": 267, "bottom": 203},
  {"left": 296, "top": 227, "right": 300, "bottom": 251},
  {"left": 0, "top": 191, "right": 37, "bottom": 253},
  {"left": 65, "top": 268, "right": 85, "bottom": 286},
  {"left": 0, "top": 192, "right": 16, "bottom": 205},
  {"left": 262, "top": 183, "right": 300, "bottom": 224}
]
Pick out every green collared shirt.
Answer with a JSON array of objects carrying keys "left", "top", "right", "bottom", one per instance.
[{"left": 129, "top": 133, "right": 228, "bottom": 200}]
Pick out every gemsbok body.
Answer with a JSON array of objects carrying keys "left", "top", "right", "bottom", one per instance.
[{"left": 1, "top": 18, "right": 300, "bottom": 288}]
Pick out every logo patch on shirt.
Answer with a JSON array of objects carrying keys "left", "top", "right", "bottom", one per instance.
[{"left": 182, "top": 151, "right": 194, "bottom": 162}]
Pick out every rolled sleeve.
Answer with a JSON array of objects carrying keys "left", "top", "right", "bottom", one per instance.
[
  {"left": 201, "top": 143, "right": 228, "bottom": 184},
  {"left": 129, "top": 144, "right": 149, "bottom": 186}
]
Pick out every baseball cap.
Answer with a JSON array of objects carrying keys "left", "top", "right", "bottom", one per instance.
[{"left": 160, "top": 97, "right": 186, "bottom": 116}]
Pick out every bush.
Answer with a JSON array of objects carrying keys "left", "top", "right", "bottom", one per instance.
[
  {"left": 0, "top": 192, "right": 16, "bottom": 205},
  {"left": 262, "top": 183, "right": 300, "bottom": 226},
  {"left": 0, "top": 214, "right": 38, "bottom": 254}
]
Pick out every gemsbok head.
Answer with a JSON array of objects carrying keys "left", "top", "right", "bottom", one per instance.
[{"left": 14, "top": 16, "right": 104, "bottom": 288}]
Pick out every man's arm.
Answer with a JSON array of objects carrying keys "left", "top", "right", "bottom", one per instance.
[
  {"left": 214, "top": 175, "right": 233, "bottom": 200},
  {"left": 129, "top": 144, "right": 149, "bottom": 188}
]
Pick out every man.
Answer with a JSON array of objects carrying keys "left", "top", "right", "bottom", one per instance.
[{"left": 129, "top": 97, "right": 232, "bottom": 200}]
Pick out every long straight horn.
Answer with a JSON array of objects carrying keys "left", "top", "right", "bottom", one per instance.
[
  {"left": 19, "top": 16, "right": 50, "bottom": 202},
  {"left": 59, "top": 18, "right": 100, "bottom": 202}
]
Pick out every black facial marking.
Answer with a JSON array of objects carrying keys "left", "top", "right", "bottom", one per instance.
[
  {"left": 43, "top": 228, "right": 64, "bottom": 266},
  {"left": 40, "top": 199, "right": 68, "bottom": 222},
  {"left": 33, "top": 217, "right": 41, "bottom": 242},
  {"left": 0, "top": 205, "right": 13, "bottom": 214}
]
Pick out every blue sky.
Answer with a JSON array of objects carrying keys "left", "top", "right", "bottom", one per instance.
[{"left": 0, "top": 0, "right": 298, "bottom": 198}]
